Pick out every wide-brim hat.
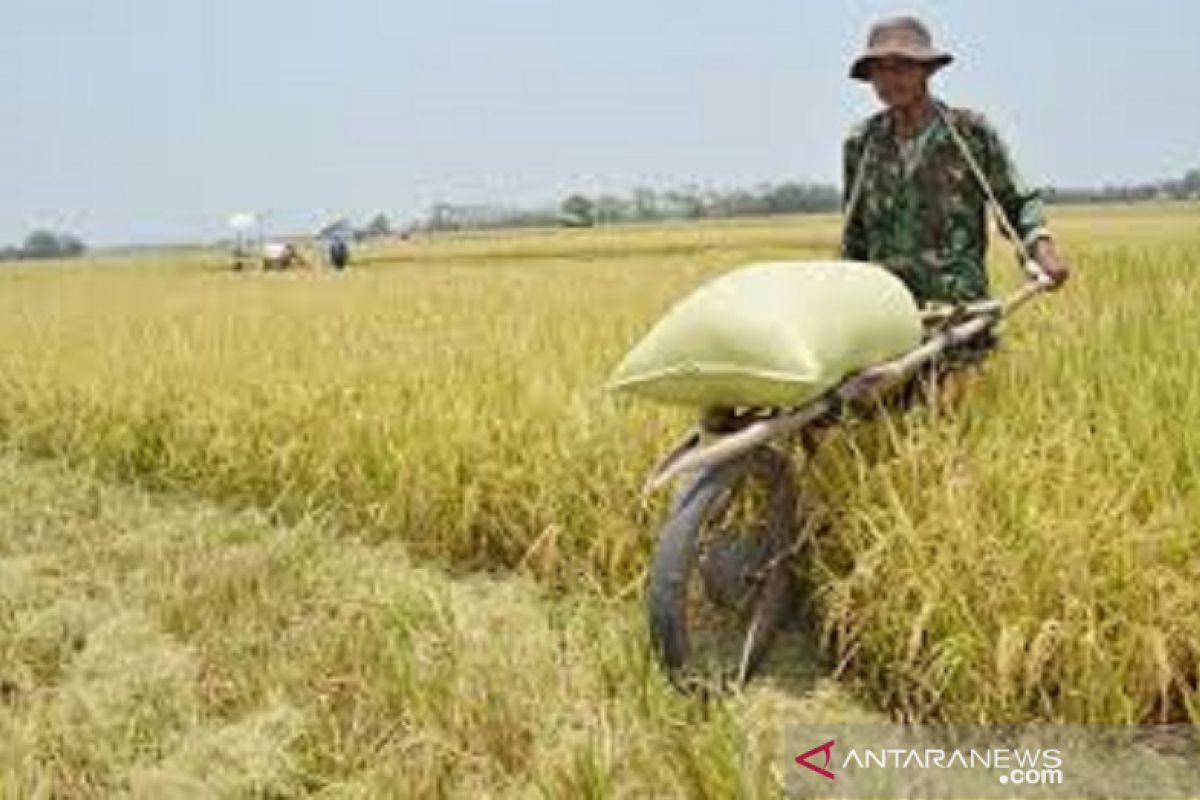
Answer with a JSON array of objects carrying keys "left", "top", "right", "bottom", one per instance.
[{"left": 850, "top": 16, "right": 953, "bottom": 81}]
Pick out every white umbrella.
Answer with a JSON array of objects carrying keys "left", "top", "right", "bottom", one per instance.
[{"left": 227, "top": 212, "right": 259, "bottom": 232}]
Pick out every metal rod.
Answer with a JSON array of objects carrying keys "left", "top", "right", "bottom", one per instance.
[{"left": 641, "top": 427, "right": 702, "bottom": 494}]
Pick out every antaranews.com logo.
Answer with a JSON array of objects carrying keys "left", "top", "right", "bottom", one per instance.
[
  {"left": 785, "top": 724, "right": 1200, "bottom": 799},
  {"left": 795, "top": 737, "right": 1063, "bottom": 787}
]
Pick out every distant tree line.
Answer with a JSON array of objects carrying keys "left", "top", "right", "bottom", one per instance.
[
  {"left": 7, "top": 166, "right": 1198, "bottom": 250},
  {"left": 423, "top": 202, "right": 562, "bottom": 232},
  {"left": 1044, "top": 167, "right": 1200, "bottom": 205},
  {"left": 422, "top": 181, "right": 842, "bottom": 232},
  {"left": 0, "top": 229, "right": 87, "bottom": 261},
  {"left": 317, "top": 213, "right": 395, "bottom": 242},
  {"left": 418, "top": 166, "right": 1200, "bottom": 233}
]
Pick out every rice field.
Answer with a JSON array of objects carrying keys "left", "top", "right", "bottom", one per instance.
[{"left": 0, "top": 204, "right": 1197, "bottom": 795}]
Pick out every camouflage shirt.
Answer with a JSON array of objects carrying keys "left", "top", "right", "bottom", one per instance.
[{"left": 841, "top": 100, "right": 1050, "bottom": 305}]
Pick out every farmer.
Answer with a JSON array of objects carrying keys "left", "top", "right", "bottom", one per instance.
[
  {"left": 326, "top": 232, "right": 350, "bottom": 270},
  {"left": 261, "top": 241, "right": 308, "bottom": 270},
  {"left": 841, "top": 15, "right": 1070, "bottom": 406}
]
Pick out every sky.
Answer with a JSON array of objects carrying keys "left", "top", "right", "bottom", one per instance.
[{"left": 5, "top": 0, "right": 1199, "bottom": 246}]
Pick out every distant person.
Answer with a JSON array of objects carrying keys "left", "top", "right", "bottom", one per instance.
[
  {"left": 261, "top": 241, "right": 308, "bottom": 270},
  {"left": 326, "top": 234, "right": 350, "bottom": 270},
  {"left": 840, "top": 16, "right": 1070, "bottom": 403}
]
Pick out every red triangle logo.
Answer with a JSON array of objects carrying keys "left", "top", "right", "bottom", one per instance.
[{"left": 796, "top": 739, "right": 836, "bottom": 780}]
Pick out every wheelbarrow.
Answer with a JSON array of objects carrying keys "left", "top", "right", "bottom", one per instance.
[{"left": 639, "top": 260, "right": 1055, "bottom": 689}]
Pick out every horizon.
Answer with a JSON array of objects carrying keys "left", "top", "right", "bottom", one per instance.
[{"left": 13, "top": 172, "right": 1200, "bottom": 253}]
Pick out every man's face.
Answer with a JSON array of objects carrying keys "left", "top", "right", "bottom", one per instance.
[{"left": 868, "top": 57, "right": 930, "bottom": 108}]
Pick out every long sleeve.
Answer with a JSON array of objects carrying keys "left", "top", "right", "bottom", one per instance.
[{"left": 841, "top": 129, "right": 870, "bottom": 260}]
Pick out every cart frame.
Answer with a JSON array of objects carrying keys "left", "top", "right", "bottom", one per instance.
[{"left": 642, "top": 262, "right": 1054, "bottom": 687}]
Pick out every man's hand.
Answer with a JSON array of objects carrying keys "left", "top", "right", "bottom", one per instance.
[{"left": 1032, "top": 237, "right": 1070, "bottom": 290}]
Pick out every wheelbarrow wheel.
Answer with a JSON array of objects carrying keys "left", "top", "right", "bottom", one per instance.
[{"left": 647, "top": 445, "right": 798, "bottom": 687}]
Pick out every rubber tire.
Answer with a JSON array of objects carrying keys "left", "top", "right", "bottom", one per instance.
[{"left": 647, "top": 446, "right": 797, "bottom": 683}]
